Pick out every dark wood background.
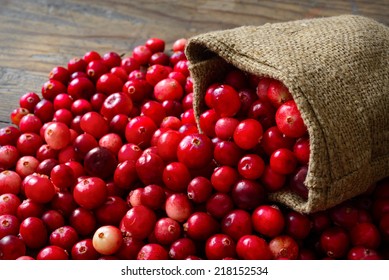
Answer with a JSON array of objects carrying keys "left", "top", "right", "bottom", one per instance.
[{"left": 0, "top": 0, "right": 388, "bottom": 127}]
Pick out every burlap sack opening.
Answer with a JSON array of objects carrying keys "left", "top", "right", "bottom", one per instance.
[{"left": 185, "top": 15, "right": 389, "bottom": 213}]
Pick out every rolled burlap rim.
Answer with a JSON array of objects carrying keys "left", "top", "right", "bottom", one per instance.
[{"left": 185, "top": 15, "right": 389, "bottom": 213}]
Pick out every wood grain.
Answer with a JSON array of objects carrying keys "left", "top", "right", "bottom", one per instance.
[{"left": 0, "top": 0, "right": 388, "bottom": 127}]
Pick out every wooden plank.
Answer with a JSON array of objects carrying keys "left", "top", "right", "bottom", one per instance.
[{"left": 0, "top": 0, "right": 388, "bottom": 127}]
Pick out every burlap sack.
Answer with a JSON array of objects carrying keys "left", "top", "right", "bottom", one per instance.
[{"left": 185, "top": 15, "right": 389, "bottom": 213}]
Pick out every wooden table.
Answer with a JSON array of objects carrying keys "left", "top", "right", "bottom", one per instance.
[{"left": 0, "top": 0, "right": 387, "bottom": 128}]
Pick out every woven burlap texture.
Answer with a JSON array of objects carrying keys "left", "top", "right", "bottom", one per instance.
[{"left": 185, "top": 15, "right": 389, "bottom": 213}]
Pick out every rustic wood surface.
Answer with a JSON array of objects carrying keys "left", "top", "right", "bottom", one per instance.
[{"left": 0, "top": 0, "right": 388, "bottom": 127}]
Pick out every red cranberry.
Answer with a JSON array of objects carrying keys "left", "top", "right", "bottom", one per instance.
[
  {"left": 221, "top": 209, "right": 252, "bottom": 241},
  {"left": 320, "top": 227, "right": 350, "bottom": 258},
  {"left": 0, "top": 235, "right": 26, "bottom": 260},
  {"left": 71, "top": 239, "right": 100, "bottom": 260},
  {"left": 19, "top": 217, "right": 48, "bottom": 249},
  {"left": 184, "top": 212, "right": 219, "bottom": 241},
  {"left": 177, "top": 133, "right": 213, "bottom": 170},
  {"left": 252, "top": 205, "right": 285, "bottom": 238},
  {"left": 137, "top": 243, "right": 169, "bottom": 260},
  {"left": 236, "top": 235, "right": 272, "bottom": 260},
  {"left": 169, "top": 238, "right": 197, "bottom": 260},
  {"left": 121, "top": 205, "right": 156, "bottom": 240},
  {"left": 205, "top": 233, "right": 236, "bottom": 260},
  {"left": 268, "top": 235, "right": 299, "bottom": 260}
]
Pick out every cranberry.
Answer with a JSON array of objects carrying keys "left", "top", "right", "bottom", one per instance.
[
  {"left": 116, "top": 236, "right": 144, "bottom": 260},
  {"left": 69, "top": 208, "right": 97, "bottom": 236},
  {"left": 236, "top": 235, "right": 272, "bottom": 260},
  {"left": 268, "top": 235, "right": 299, "bottom": 259},
  {"left": 184, "top": 212, "right": 219, "bottom": 241},
  {"left": 349, "top": 222, "right": 381, "bottom": 249},
  {"left": 19, "top": 114, "right": 43, "bottom": 134},
  {"left": 220, "top": 210, "right": 252, "bottom": 242},
  {"left": 233, "top": 119, "right": 263, "bottom": 150},
  {"left": 270, "top": 148, "right": 297, "bottom": 175},
  {"left": 154, "top": 217, "right": 182, "bottom": 245},
  {"left": 320, "top": 227, "right": 350, "bottom": 258},
  {"left": 16, "top": 132, "right": 43, "bottom": 156},
  {"left": 0, "top": 126, "right": 21, "bottom": 146},
  {"left": 157, "top": 130, "right": 183, "bottom": 162},
  {"left": 260, "top": 165, "right": 286, "bottom": 192},
  {"left": 252, "top": 205, "right": 285, "bottom": 238},
  {"left": 267, "top": 79, "right": 293, "bottom": 108},
  {"left": 41, "top": 209, "right": 65, "bottom": 232},
  {"left": 206, "top": 193, "right": 234, "bottom": 219},
  {"left": 162, "top": 162, "right": 191, "bottom": 192},
  {"left": 23, "top": 174, "right": 56, "bottom": 204},
  {"left": 37, "top": 245, "right": 69, "bottom": 260},
  {"left": 329, "top": 202, "right": 359, "bottom": 229},
  {"left": 87, "top": 60, "right": 108, "bottom": 82},
  {"left": 102, "top": 51, "right": 122, "bottom": 69},
  {"left": 289, "top": 165, "right": 309, "bottom": 199},
  {"left": 232, "top": 179, "right": 266, "bottom": 210},
  {"left": 0, "top": 171, "right": 22, "bottom": 195},
  {"left": 214, "top": 117, "right": 239, "bottom": 140},
  {"left": 135, "top": 152, "right": 164, "bottom": 185},
  {"left": 80, "top": 111, "right": 109, "bottom": 139},
  {"left": 67, "top": 77, "right": 95, "bottom": 100},
  {"left": 205, "top": 233, "right": 236, "bottom": 260},
  {"left": 44, "top": 121, "right": 71, "bottom": 150},
  {"left": 177, "top": 133, "right": 213, "bottom": 169},
  {"left": 210, "top": 84, "right": 241, "bottom": 117},
  {"left": 71, "top": 239, "right": 100, "bottom": 260},
  {"left": 73, "top": 177, "right": 108, "bottom": 209},
  {"left": 19, "top": 92, "right": 41, "bottom": 113},
  {"left": 237, "top": 154, "right": 265, "bottom": 180},
  {"left": 50, "top": 225, "right": 79, "bottom": 251},
  {"left": 0, "top": 214, "right": 20, "bottom": 239},
  {"left": 121, "top": 205, "right": 156, "bottom": 240},
  {"left": 285, "top": 211, "right": 311, "bottom": 240},
  {"left": 83, "top": 147, "right": 117, "bottom": 179},
  {"left": 0, "top": 145, "right": 19, "bottom": 170},
  {"left": 41, "top": 80, "right": 67, "bottom": 101},
  {"left": 211, "top": 166, "right": 239, "bottom": 193},
  {"left": 19, "top": 217, "right": 48, "bottom": 249},
  {"left": 187, "top": 176, "right": 213, "bottom": 203},
  {"left": 0, "top": 235, "right": 26, "bottom": 260},
  {"left": 92, "top": 225, "right": 123, "bottom": 256},
  {"left": 169, "top": 238, "right": 197, "bottom": 260},
  {"left": 275, "top": 100, "right": 307, "bottom": 138},
  {"left": 165, "top": 193, "right": 193, "bottom": 223},
  {"left": 137, "top": 243, "right": 169, "bottom": 260},
  {"left": 347, "top": 246, "right": 381, "bottom": 260}
]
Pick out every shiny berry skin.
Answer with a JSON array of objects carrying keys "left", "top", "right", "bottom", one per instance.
[
  {"left": 221, "top": 209, "right": 252, "bottom": 241},
  {"left": 0, "top": 214, "right": 20, "bottom": 239},
  {"left": 177, "top": 133, "right": 213, "bottom": 169},
  {"left": 237, "top": 154, "right": 265, "bottom": 180},
  {"left": 260, "top": 165, "right": 286, "bottom": 192},
  {"left": 0, "top": 170, "right": 22, "bottom": 195},
  {"left": 67, "top": 77, "right": 95, "bottom": 100},
  {"left": 154, "top": 217, "right": 181, "bottom": 245},
  {"left": 187, "top": 176, "right": 213, "bottom": 203},
  {"left": 100, "top": 92, "right": 133, "bottom": 121},
  {"left": 205, "top": 233, "right": 236, "bottom": 260},
  {"left": 184, "top": 212, "right": 219, "bottom": 241},
  {"left": 293, "top": 136, "right": 310, "bottom": 165},
  {"left": 41, "top": 80, "right": 67, "bottom": 101},
  {"left": 320, "top": 227, "right": 350, "bottom": 258},
  {"left": 69, "top": 208, "right": 97, "bottom": 237},
  {"left": 83, "top": 147, "right": 117, "bottom": 179},
  {"left": 349, "top": 222, "right": 381, "bottom": 249},
  {"left": 132, "top": 45, "right": 152, "bottom": 65},
  {"left": 233, "top": 119, "right": 263, "bottom": 150},
  {"left": 275, "top": 100, "right": 307, "bottom": 138},
  {"left": 136, "top": 152, "right": 164, "bottom": 185},
  {"left": 137, "top": 243, "right": 169, "bottom": 260},
  {"left": 165, "top": 193, "right": 193, "bottom": 223},
  {"left": 23, "top": 174, "right": 56, "bottom": 204},
  {"left": 125, "top": 116, "right": 157, "bottom": 149},
  {"left": 154, "top": 78, "right": 184, "bottom": 102},
  {"left": 236, "top": 235, "right": 272, "bottom": 260},
  {"left": 80, "top": 111, "right": 109, "bottom": 139},
  {"left": 266, "top": 79, "right": 292, "bottom": 107},
  {"left": 347, "top": 246, "right": 381, "bottom": 260},
  {"left": 44, "top": 121, "right": 71, "bottom": 150},
  {"left": 73, "top": 177, "right": 108, "bottom": 210},
  {"left": 285, "top": 211, "right": 311, "bottom": 240},
  {"left": 19, "top": 217, "right": 48, "bottom": 249},
  {"left": 270, "top": 148, "right": 298, "bottom": 175},
  {"left": 162, "top": 162, "right": 191, "bottom": 192},
  {"left": 268, "top": 235, "right": 299, "bottom": 260},
  {"left": 49, "top": 225, "right": 79, "bottom": 251},
  {"left": 211, "top": 166, "right": 239, "bottom": 193},
  {"left": 71, "top": 239, "right": 100, "bottom": 260},
  {"left": 92, "top": 225, "right": 123, "bottom": 256},
  {"left": 121, "top": 205, "right": 156, "bottom": 240},
  {"left": 37, "top": 245, "right": 69, "bottom": 260},
  {"left": 252, "top": 205, "right": 285, "bottom": 238},
  {"left": 206, "top": 192, "right": 234, "bottom": 219},
  {"left": 209, "top": 84, "right": 241, "bottom": 117},
  {"left": 19, "top": 92, "right": 41, "bottom": 113},
  {"left": 169, "top": 238, "right": 196, "bottom": 260},
  {"left": 232, "top": 179, "right": 266, "bottom": 210},
  {"left": 289, "top": 165, "right": 309, "bottom": 199}
]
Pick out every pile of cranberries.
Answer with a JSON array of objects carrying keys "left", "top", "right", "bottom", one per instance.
[{"left": 0, "top": 37, "right": 388, "bottom": 260}]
